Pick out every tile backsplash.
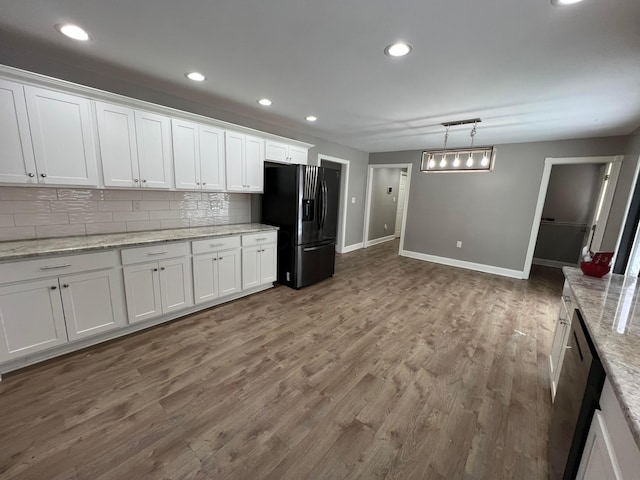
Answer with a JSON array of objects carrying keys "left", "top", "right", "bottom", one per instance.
[{"left": 0, "top": 187, "right": 252, "bottom": 241}]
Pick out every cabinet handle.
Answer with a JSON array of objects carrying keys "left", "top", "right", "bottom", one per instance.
[
  {"left": 142, "top": 179, "right": 147, "bottom": 183},
  {"left": 41, "top": 264, "right": 72, "bottom": 270},
  {"left": 40, "top": 173, "right": 47, "bottom": 178},
  {"left": 197, "top": 182, "right": 200, "bottom": 185},
  {"left": 256, "top": 237, "right": 267, "bottom": 241},
  {"left": 210, "top": 243, "right": 225, "bottom": 247},
  {"left": 50, "top": 286, "right": 57, "bottom": 290},
  {"left": 63, "top": 284, "right": 69, "bottom": 288},
  {"left": 147, "top": 251, "right": 168, "bottom": 256},
  {"left": 134, "top": 179, "right": 139, "bottom": 183},
  {"left": 28, "top": 173, "right": 35, "bottom": 177},
  {"left": 202, "top": 182, "right": 206, "bottom": 186},
  {"left": 213, "top": 258, "right": 217, "bottom": 262},
  {"left": 153, "top": 268, "right": 158, "bottom": 272},
  {"left": 160, "top": 267, "right": 165, "bottom": 271}
]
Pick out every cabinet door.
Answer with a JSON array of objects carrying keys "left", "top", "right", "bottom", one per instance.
[
  {"left": 225, "top": 131, "right": 245, "bottom": 192},
  {"left": 288, "top": 145, "right": 308, "bottom": 165},
  {"left": 218, "top": 249, "right": 241, "bottom": 297},
  {"left": 135, "top": 110, "right": 172, "bottom": 189},
  {"left": 550, "top": 302, "right": 569, "bottom": 398},
  {"left": 192, "top": 253, "right": 219, "bottom": 304},
  {"left": 95, "top": 102, "right": 140, "bottom": 188},
  {"left": 0, "top": 279, "right": 67, "bottom": 362},
  {"left": 159, "top": 257, "right": 193, "bottom": 313},
  {"left": 172, "top": 119, "right": 201, "bottom": 190},
  {"left": 59, "top": 269, "right": 127, "bottom": 341},
  {"left": 259, "top": 243, "right": 277, "bottom": 285},
  {"left": 0, "top": 79, "right": 37, "bottom": 184},
  {"left": 199, "top": 125, "right": 225, "bottom": 191},
  {"left": 24, "top": 86, "right": 98, "bottom": 186},
  {"left": 265, "top": 140, "right": 289, "bottom": 163},
  {"left": 576, "top": 411, "right": 623, "bottom": 480},
  {"left": 245, "top": 135, "right": 264, "bottom": 192},
  {"left": 242, "top": 245, "right": 261, "bottom": 290},
  {"left": 123, "top": 263, "right": 162, "bottom": 323}
]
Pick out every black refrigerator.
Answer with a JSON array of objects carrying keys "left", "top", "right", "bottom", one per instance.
[{"left": 262, "top": 163, "right": 340, "bottom": 289}]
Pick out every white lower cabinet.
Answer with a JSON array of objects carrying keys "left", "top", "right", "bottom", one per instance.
[
  {"left": 0, "top": 279, "right": 68, "bottom": 362},
  {"left": 59, "top": 269, "right": 126, "bottom": 341},
  {"left": 193, "top": 249, "right": 241, "bottom": 304},
  {"left": 577, "top": 411, "right": 622, "bottom": 480},
  {"left": 242, "top": 242, "right": 277, "bottom": 290},
  {"left": 550, "top": 280, "right": 575, "bottom": 401},
  {"left": 124, "top": 257, "right": 193, "bottom": 323}
]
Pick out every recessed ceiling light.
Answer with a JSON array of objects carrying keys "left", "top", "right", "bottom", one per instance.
[
  {"left": 258, "top": 98, "right": 272, "bottom": 106},
  {"left": 185, "top": 72, "right": 206, "bottom": 82},
  {"left": 305, "top": 115, "right": 317, "bottom": 122},
  {"left": 384, "top": 42, "right": 413, "bottom": 57},
  {"left": 55, "top": 24, "right": 90, "bottom": 41},
  {"left": 551, "top": 0, "right": 585, "bottom": 5}
]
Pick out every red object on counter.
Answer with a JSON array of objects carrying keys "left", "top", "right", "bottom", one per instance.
[{"left": 580, "top": 261, "right": 610, "bottom": 278}]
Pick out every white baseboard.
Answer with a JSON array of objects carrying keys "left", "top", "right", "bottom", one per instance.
[
  {"left": 341, "top": 242, "right": 364, "bottom": 254},
  {"left": 365, "top": 235, "right": 396, "bottom": 248},
  {"left": 532, "top": 258, "right": 577, "bottom": 269},
  {"left": 400, "top": 249, "right": 526, "bottom": 279}
]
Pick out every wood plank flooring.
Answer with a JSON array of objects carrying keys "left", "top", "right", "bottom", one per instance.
[{"left": 0, "top": 240, "right": 564, "bottom": 479}]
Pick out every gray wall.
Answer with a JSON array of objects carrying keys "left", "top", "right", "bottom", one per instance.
[
  {"left": 370, "top": 136, "right": 630, "bottom": 272},
  {"left": 601, "top": 126, "right": 640, "bottom": 250},
  {"left": 367, "top": 168, "right": 402, "bottom": 241},
  {"left": 0, "top": 42, "right": 369, "bottom": 247}
]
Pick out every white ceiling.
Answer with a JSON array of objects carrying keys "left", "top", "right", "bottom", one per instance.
[{"left": 0, "top": 0, "right": 639, "bottom": 152}]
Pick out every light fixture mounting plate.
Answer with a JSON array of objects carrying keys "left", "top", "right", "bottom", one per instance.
[{"left": 441, "top": 118, "right": 482, "bottom": 128}]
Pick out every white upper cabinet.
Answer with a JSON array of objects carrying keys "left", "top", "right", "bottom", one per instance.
[
  {"left": 135, "top": 110, "right": 172, "bottom": 189},
  {"left": 95, "top": 101, "right": 140, "bottom": 188},
  {"left": 199, "top": 125, "right": 225, "bottom": 191},
  {"left": 0, "top": 79, "right": 37, "bottom": 184},
  {"left": 265, "top": 139, "right": 308, "bottom": 165},
  {"left": 96, "top": 104, "right": 172, "bottom": 189},
  {"left": 225, "top": 131, "right": 264, "bottom": 192},
  {"left": 172, "top": 120, "right": 225, "bottom": 191},
  {"left": 24, "top": 85, "right": 98, "bottom": 186}
]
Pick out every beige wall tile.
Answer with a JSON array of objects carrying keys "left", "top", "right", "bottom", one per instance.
[
  {"left": 0, "top": 201, "right": 51, "bottom": 214},
  {"left": 149, "top": 210, "right": 180, "bottom": 220},
  {"left": 160, "top": 218, "right": 190, "bottom": 229},
  {"left": 69, "top": 212, "right": 113, "bottom": 224},
  {"left": 170, "top": 201, "right": 199, "bottom": 210},
  {"left": 36, "top": 224, "right": 86, "bottom": 238},
  {"left": 126, "top": 220, "right": 162, "bottom": 232},
  {"left": 97, "top": 201, "right": 133, "bottom": 212},
  {"left": 14, "top": 213, "right": 69, "bottom": 226},
  {"left": 189, "top": 218, "right": 216, "bottom": 227},
  {"left": 0, "top": 226, "right": 36, "bottom": 241},
  {"left": 104, "top": 190, "right": 143, "bottom": 201},
  {"left": 57, "top": 189, "right": 105, "bottom": 201},
  {"left": 141, "top": 191, "right": 174, "bottom": 201},
  {"left": 113, "top": 211, "right": 150, "bottom": 222},
  {"left": 0, "top": 214, "right": 14, "bottom": 227},
  {"left": 85, "top": 222, "right": 127, "bottom": 235},
  {"left": 134, "top": 200, "right": 171, "bottom": 211},
  {"left": 0, "top": 187, "right": 58, "bottom": 201},
  {"left": 173, "top": 192, "right": 202, "bottom": 200},
  {"left": 50, "top": 201, "right": 98, "bottom": 213}
]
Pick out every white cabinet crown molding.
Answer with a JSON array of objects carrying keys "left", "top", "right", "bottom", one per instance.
[{"left": 0, "top": 64, "right": 314, "bottom": 151}]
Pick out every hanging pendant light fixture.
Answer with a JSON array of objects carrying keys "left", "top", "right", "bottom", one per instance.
[{"left": 421, "top": 118, "right": 496, "bottom": 173}]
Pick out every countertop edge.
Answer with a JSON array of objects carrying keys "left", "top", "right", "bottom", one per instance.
[
  {"left": 562, "top": 267, "right": 640, "bottom": 450},
  {"left": 0, "top": 224, "right": 279, "bottom": 262}
]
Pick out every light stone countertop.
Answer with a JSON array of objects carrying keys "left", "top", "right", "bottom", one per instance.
[
  {"left": 0, "top": 224, "right": 278, "bottom": 262},
  {"left": 563, "top": 266, "right": 640, "bottom": 449}
]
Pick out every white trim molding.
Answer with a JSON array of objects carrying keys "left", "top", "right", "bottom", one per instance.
[
  {"left": 365, "top": 235, "right": 396, "bottom": 247},
  {"left": 532, "top": 258, "right": 578, "bottom": 269},
  {"left": 318, "top": 154, "right": 350, "bottom": 254},
  {"left": 341, "top": 242, "right": 364, "bottom": 254},
  {"left": 400, "top": 249, "right": 526, "bottom": 279}
]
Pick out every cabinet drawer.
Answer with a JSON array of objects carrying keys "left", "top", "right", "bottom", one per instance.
[
  {"left": 0, "top": 251, "right": 120, "bottom": 284},
  {"left": 242, "top": 231, "right": 277, "bottom": 247},
  {"left": 192, "top": 235, "right": 241, "bottom": 255},
  {"left": 121, "top": 242, "right": 189, "bottom": 265}
]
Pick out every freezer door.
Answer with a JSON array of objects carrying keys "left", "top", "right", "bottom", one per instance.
[{"left": 293, "top": 241, "right": 336, "bottom": 289}]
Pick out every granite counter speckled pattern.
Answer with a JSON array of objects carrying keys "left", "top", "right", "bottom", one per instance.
[
  {"left": 0, "top": 224, "right": 277, "bottom": 261},
  {"left": 563, "top": 266, "right": 640, "bottom": 449}
]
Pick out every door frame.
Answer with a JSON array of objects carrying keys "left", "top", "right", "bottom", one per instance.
[
  {"left": 318, "top": 154, "right": 350, "bottom": 253},
  {"left": 523, "top": 155, "right": 623, "bottom": 279},
  {"left": 395, "top": 171, "right": 408, "bottom": 238},
  {"left": 363, "top": 163, "right": 413, "bottom": 250}
]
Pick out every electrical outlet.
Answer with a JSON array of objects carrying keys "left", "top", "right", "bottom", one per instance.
[
  {"left": 456, "top": 241, "right": 462, "bottom": 248},
  {"left": 393, "top": 196, "right": 396, "bottom": 202},
  {"left": 351, "top": 197, "right": 356, "bottom": 204},
  {"left": 133, "top": 201, "right": 141, "bottom": 211}
]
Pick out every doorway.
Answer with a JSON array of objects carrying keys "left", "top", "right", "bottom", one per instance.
[
  {"left": 524, "top": 155, "right": 623, "bottom": 278},
  {"left": 363, "top": 163, "right": 412, "bottom": 250},
  {"left": 319, "top": 154, "right": 350, "bottom": 254}
]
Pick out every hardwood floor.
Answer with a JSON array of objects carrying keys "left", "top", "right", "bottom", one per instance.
[{"left": 0, "top": 240, "right": 564, "bottom": 479}]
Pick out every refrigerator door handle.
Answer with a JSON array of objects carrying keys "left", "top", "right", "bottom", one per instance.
[
  {"left": 320, "top": 180, "right": 328, "bottom": 231},
  {"left": 303, "top": 242, "right": 334, "bottom": 252}
]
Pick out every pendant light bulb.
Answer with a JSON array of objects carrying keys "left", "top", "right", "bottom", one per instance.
[{"left": 466, "top": 157, "right": 474, "bottom": 167}]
